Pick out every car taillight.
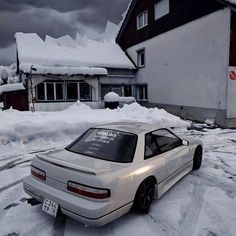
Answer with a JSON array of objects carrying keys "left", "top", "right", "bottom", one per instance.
[
  {"left": 67, "top": 181, "right": 110, "bottom": 199},
  {"left": 31, "top": 165, "right": 46, "bottom": 181}
]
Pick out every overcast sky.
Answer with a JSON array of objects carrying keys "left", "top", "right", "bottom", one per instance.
[{"left": 0, "top": 0, "right": 130, "bottom": 65}]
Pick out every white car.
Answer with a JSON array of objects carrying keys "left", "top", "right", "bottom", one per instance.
[{"left": 23, "top": 122, "right": 203, "bottom": 227}]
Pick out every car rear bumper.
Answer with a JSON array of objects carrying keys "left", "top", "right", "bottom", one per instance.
[{"left": 23, "top": 176, "right": 132, "bottom": 227}]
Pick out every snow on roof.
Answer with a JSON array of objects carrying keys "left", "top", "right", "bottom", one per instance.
[
  {"left": 19, "top": 64, "right": 107, "bottom": 76},
  {"left": 15, "top": 32, "right": 135, "bottom": 75},
  {"left": 227, "top": 0, "right": 236, "bottom": 4},
  {"left": 0, "top": 83, "right": 25, "bottom": 95},
  {"left": 103, "top": 21, "right": 120, "bottom": 42}
]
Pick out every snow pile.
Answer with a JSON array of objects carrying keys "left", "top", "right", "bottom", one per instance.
[
  {"left": 104, "top": 92, "right": 120, "bottom": 102},
  {"left": 0, "top": 64, "right": 19, "bottom": 84},
  {"left": 15, "top": 32, "right": 135, "bottom": 75},
  {"left": 228, "top": 0, "right": 236, "bottom": 4},
  {"left": 0, "top": 102, "right": 189, "bottom": 145},
  {"left": 0, "top": 83, "right": 25, "bottom": 95}
]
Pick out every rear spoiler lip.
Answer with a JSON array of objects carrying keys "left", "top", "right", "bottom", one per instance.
[{"left": 36, "top": 154, "right": 97, "bottom": 176}]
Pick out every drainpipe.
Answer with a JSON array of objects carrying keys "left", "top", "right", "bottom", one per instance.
[{"left": 29, "top": 65, "right": 37, "bottom": 112}]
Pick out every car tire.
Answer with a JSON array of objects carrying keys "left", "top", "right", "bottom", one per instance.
[
  {"left": 133, "top": 177, "right": 155, "bottom": 213},
  {"left": 192, "top": 146, "right": 203, "bottom": 170}
]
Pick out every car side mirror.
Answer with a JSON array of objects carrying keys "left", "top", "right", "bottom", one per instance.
[{"left": 182, "top": 140, "right": 189, "bottom": 146}]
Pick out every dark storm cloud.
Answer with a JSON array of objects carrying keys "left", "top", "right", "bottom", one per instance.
[
  {"left": 0, "top": 0, "right": 129, "bottom": 13},
  {"left": 0, "top": 0, "right": 130, "bottom": 65}
]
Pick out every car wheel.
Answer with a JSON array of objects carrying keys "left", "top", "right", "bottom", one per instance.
[
  {"left": 192, "top": 146, "right": 202, "bottom": 170},
  {"left": 133, "top": 177, "right": 155, "bottom": 213}
]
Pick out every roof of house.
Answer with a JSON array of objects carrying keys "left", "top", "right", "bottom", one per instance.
[
  {"left": 15, "top": 32, "right": 135, "bottom": 76},
  {"left": 0, "top": 83, "right": 25, "bottom": 96},
  {"left": 116, "top": 0, "right": 236, "bottom": 43}
]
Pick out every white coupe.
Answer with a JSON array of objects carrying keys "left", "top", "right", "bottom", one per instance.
[{"left": 23, "top": 122, "right": 203, "bottom": 227}]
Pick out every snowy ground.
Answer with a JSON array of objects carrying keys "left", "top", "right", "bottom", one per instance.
[{"left": 0, "top": 104, "right": 235, "bottom": 236}]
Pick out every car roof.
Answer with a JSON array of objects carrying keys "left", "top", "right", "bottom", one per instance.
[{"left": 95, "top": 122, "right": 167, "bottom": 135}]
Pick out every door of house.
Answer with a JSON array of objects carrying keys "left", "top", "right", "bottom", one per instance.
[
  {"left": 3, "top": 90, "right": 29, "bottom": 111},
  {"left": 227, "top": 67, "right": 236, "bottom": 118}
]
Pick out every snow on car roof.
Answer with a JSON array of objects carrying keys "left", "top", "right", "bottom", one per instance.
[{"left": 95, "top": 122, "right": 166, "bottom": 135}]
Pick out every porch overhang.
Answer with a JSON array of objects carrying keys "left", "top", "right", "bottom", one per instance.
[{"left": 19, "top": 63, "right": 108, "bottom": 76}]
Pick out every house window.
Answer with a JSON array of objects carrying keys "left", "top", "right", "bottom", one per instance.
[
  {"left": 80, "top": 82, "right": 92, "bottom": 101},
  {"left": 56, "top": 83, "right": 64, "bottom": 100},
  {"left": 124, "top": 85, "right": 132, "bottom": 97},
  {"left": 137, "top": 49, "right": 145, "bottom": 67},
  {"left": 36, "top": 83, "right": 45, "bottom": 101},
  {"left": 136, "top": 85, "right": 148, "bottom": 101},
  {"left": 66, "top": 82, "right": 78, "bottom": 101},
  {"left": 101, "top": 84, "right": 122, "bottom": 100},
  {"left": 137, "top": 10, "right": 148, "bottom": 30},
  {"left": 36, "top": 82, "right": 64, "bottom": 101},
  {"left": 155, "top": 0, "right": 169, "bottom": 20},
  {"left": 101, "top": 84, "right": 111, "bottom": 100},
  {"left": 112, "top": 85, "right": 122, "bottom": 96},
  {"left": 46, "top": 83, "right": 54, "bottom": 101}
]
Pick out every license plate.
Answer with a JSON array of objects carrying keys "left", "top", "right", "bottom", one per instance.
[{"left": 42, "top": 199, "right": 59, "bottom": 217}]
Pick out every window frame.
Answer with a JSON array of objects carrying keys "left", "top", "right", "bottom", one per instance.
[
  {"left": 137, "top": 10, "right": 148, "bottom": 30},
  {"left": 36, "top": 81, "right": 65, "bottom": 102},
  {"left": 79, "top": 82, "right": 92, "bottom": 101},
  {"left": 45, "top": 82, "right": 55, "bottom": 101},
  {"left": 136, "top": 84, "right": 148, "bottom": 102},
  {"left": 137, "top": 48, "right": 145, "bottom": 68},
  {"left": 55, "top": 82, "right": 65, "bottom": 101},
  {"left": 36, "top": 82, "right": 46, "bottom": 102},
  {"left": 66, "top": 81, "right": 79, "bottom": 101},
  {"left": 144, "top": 128, "right": 183, "bottom": 160}
]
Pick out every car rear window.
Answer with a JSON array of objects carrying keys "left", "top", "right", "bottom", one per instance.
[{"left": 66, "top": 128, "right": 137, "bottom": 163}]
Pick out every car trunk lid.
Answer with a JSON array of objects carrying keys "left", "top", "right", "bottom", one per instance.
[{"left": 36, "top": 149, "right": 125, "bottom": 177}]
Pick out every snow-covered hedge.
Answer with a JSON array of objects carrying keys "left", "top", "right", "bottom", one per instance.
[
  {"left": 0, "top": 64, "right": 19, "bottom": 84},
  {"left": 104, "top": 92, "right": 136, "bottom": 103}
]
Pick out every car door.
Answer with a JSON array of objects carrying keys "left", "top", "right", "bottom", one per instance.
[
  {"left": 152, "top": 129, "right": 190, "bottom": 177},
  {"left": 144, "top": 133, "right": 166, "bottom": 184}
]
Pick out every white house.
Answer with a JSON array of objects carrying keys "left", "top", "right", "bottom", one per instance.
[
  {"left": 116, "top": 0, "right": 236, "bottom": 127},
  {"left": 15, "top": 32, "right": 137, "bottom": 111}
]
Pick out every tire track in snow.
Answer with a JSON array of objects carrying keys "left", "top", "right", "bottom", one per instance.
[
  {"left": 0, "top": 147, "right": 56, "bottom": 162},
  {"left": 0, "top": 179, "right": 22, "bottom": 194},
  {"left": 0, "top": 159, "right": 32, "bottom": 172},
  {"left": 52, "top": 212, "right": 66, "bottom": 236},
  {"left": 177, "top": 178, "right": 205, "bottom": 236}
]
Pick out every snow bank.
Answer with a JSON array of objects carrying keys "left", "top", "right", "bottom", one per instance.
[
  {"left": 0, "top": 102, "right": 189, "bottom": 145},
  {"left": 0, "top": 83, "right": 25, "bottom": 95}
]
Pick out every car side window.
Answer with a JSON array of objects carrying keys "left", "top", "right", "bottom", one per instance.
[
  {"left": 152, "top": 129, "right": 182, "bottom": 153},
  {"left": 145, "top": 133, "right": 161, "bottom": 159}
]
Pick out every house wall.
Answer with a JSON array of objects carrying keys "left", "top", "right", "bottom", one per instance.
[
  {"left": 126, "top": 9, "right": 231, "bottom": 124},
  {"left": 27, "top": 74, "right": 101, "bottom": 111},
  {"left": 26, "top": 70, "right": 137, "bottom": 111}
]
